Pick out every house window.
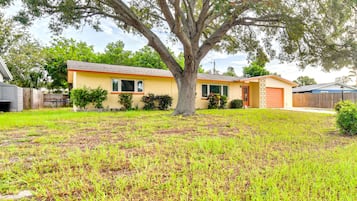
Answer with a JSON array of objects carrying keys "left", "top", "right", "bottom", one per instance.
[
  {"left": 137, "top": 81, "right": 143, "bottom": 92},
  {"left": 202, "top": 84, "right": 208, "bottom": 97},
  {"left": 112, "top": 79, "right": 144, "bottom": 92},
  {"left": 121, "top": 80, "right": 135, "bottom": 92},
  {"left": 210, "top": 85, "right": 221, "bottom": 94},
  {"left": 223, "top": 86, "right": 228, "bottom": 96},
  {"left": 112, "top": 79, "right": 119, "bottom": 91},
  {"left": 201, "top": 84, "right": 229, "bottom": 97}
]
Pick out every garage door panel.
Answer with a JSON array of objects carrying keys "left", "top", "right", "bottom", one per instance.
[{"left": 266, "top": 87, "right": 283, "bottom": 108}]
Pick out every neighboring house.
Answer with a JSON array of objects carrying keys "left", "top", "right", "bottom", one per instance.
[
  {"left": 67, "top": 60, "right": 297, "bottom": 110},
  {"left": 0, "top": 57, "right": 23, "bottom": 112},
  {"left": 293, "top": 82, "right": 357, "bottom": 94}
]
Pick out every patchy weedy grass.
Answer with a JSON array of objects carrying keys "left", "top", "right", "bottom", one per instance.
[{"left": 1, "top": 108, "right": 356, "bottom": 200}]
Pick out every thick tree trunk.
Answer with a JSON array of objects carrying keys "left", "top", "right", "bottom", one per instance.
[{"left": 173, "top": 70, "right": 197, "bottom": 116}]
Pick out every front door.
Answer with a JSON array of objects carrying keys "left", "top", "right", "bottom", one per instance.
[{"left": 242, "top": 86, "right": 249, "bottom": 107}]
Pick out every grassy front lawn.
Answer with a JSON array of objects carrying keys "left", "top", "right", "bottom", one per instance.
[{"left": 1, "top": 109, "right": 356, "bottom": 200}]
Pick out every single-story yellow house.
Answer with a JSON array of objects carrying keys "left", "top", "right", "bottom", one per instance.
[{"left": 67, "top": 60, "right": 297, "bottom": 109}]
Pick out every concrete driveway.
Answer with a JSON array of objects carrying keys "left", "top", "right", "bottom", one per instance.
[{"left": 282, "top": 107, "right": 336, "bottom": 114}]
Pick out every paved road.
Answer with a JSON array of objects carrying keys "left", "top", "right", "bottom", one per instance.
[{"left": 282, "top": 107, "right": 336, "bottom": 114}]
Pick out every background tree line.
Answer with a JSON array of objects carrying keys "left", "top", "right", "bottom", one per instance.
[
  {"left": 0, "top": 19, "right": 188, "bottom": 90},
  {"left": 0, "top": 13, "right": 252, "bottom": 90}
]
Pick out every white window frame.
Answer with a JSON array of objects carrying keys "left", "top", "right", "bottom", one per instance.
[
  {"left": 202, "top": 84, "right": 228, "bottom": 97},
  {"left": 112, "top": 79, "right": 144, "bottom": 92}
]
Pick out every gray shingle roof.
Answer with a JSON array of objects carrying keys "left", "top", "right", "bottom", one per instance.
[
  {"left": 293, "top": 82, "right": 357, "bottom": 93},
  {"left": 67, "top": 60, "right": 241, "bottom": 82}
]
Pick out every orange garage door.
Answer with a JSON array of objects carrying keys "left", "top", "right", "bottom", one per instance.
[{"left": 266, "top": 87, "right": 284, "bottom": 108}]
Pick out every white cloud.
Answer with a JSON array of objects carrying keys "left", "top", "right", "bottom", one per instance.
[
  {"left": 231, "top": 60, "right": 249, "bottom": 66},
  {"left": 25, "top": 17, "right": 147, "bottom": 52},
  {"left": 204, "top": 51, "right": 235, "bottom": 61},
  {"left": 266, "top": 61, "right": 353, "bottom": 84}
]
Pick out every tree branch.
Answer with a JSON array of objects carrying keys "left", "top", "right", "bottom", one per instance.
[
  {"left": 193, "top": 0, "right": 212, "bottom": 45},
  {"left": 196, "top": 4, "right": 251, "bottom": 62},
  {"left": 107, "top": 0, "right": 183, "bottom": 76},
  {"left": 197, "top": 20, "right": 235, "bottom": 62},
  {"left": 158, "top": 0, "right": 192, "bottom": 53},
  {"left": 157, "top": 0, "right": 175, "bottom": 29},
  {"left": 182, "top": 0, "right": 196, "bottom": 38}
]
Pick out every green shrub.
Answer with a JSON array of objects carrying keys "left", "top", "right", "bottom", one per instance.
[
  {"left": 141, "top": 94, "right": 173, "bottom": 110},
  {"left": 334, "top": 100, "right": 355, "bottom": 112},
  {"left": 336, "top": 101, "right": 357, "bottom": 135},
  {"left": 219, "top": 95, "right": 227, "bottom": 109},
  {"left": 70, "top": 87, "right": 92, "bottom": 110},
  {"left": 208, "top": 93, "right": 220, "bottom": 109},
  {"left": 90, "top": 87, "right": 108, "bottom": 109},
  {"left": 208, "top": 93, "right": 228, "bottom": 109},
  {"left": 119, "top": 93, "right": 133, "bottom": 110},
  {"left": 156, "top": 95, "right": 173, "bottom": 110},
  {"left": 141, "top": 93, "right": 156, "bottom": 110},
  {"left": 230, "top": 99, "right": 243, "bottom": 109}
]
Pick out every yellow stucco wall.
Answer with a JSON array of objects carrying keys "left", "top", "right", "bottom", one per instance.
[
  {"left": 196, "top": 80, "right": 242, "bottom": 109},
  {"left": 75, "top": 71, "right": 180, "bottom": 109},
  {"left": 250, "top": 83, "right": 260, "bottom": 108},
  {"left": 265, "top": 78, "right": 293, "bottom": 108},
  {"left": 73, "top": 71, "right": 248, "bottom": 109},
  {"left": 71, "top": 71, "right": 293, "bottom": 109},
  {"left": 68, "top": 71, "right": 73, "bottom": 84}
]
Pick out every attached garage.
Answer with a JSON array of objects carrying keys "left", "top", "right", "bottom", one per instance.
[
  {"left": 266, "top": 87, "right": 284, "bottom": 108},
  {"left": 240, "top": 75, "right": 297, "bottom": 108}
]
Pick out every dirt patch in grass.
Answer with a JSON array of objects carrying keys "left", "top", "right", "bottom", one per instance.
[
  {"left": 155, "top": 128, "right": 197, "bottom": 135},
  {"left": 1, "top": 127, "right": 50, "bottom": 138},
  {"left": 322, "top": 138, "right": 352, "bottom": 149},
  {"left": 59, "top": 120, "right": 137, "bottom": 149},
  {"left": 0, "top": 127, "right": 55, "bottom": 146},
  {"left": 100, "top": 160, "right": 135, "bottom": 176},
  {"left": 62, "top": 133, "right": 125, "bottom": 150}
]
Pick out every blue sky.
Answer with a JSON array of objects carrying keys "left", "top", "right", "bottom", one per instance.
[{"left": 3, "top": 5, "right": 353, "bottom": 84}]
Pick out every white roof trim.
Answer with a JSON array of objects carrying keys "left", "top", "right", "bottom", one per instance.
[{"left": 0, "top": 57, "right": 12, "bottom": 80}]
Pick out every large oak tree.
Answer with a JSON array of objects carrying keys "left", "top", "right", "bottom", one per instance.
[{"left": 8, "top": 0, "right": 356, "bottom": 115}]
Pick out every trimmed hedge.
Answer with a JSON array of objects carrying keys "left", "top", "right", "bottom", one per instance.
[
  {"left": 219, "top": 95, "right": 227, "bottom": 109},
  {"left": 71, "top": 87, "right": 108, "bottom": 110},
  {"left": 335, "top": 101, "right": 357, "bottom": 135},
  {"left": 230, "top": 99, "right": 243, "bottom": 109},
  {"left": 156, "top": 95, "right": 173, "bottom": 110},
  {"left": 119, "top": 93, "right": 133, "bottom": 110},
  {"left": 141, "top": 93, "right": 156, "bottom": 110},
  {"left": 207, "top": 93, "right": 227, "bottom": 109},
  {"left": 91, "top": 87, "right": 108, "bottom": 109},
  {"left": 141, "top": 94, "right": 173, "bottom": 110}
]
